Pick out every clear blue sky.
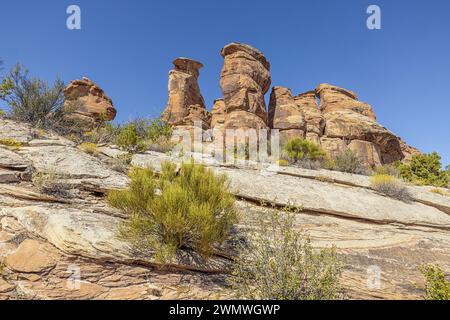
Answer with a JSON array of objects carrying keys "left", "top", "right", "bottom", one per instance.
[{"left": 0, "top": 0, "right": 449, "bottom": 166}]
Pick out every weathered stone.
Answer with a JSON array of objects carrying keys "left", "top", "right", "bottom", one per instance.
[
  {"left": 220, "top": 42, "right": 270, "bottom": 124},
  {"left": 323, "top": 110, "right": 403, "bottom": 163},
  {"left": 294, "top": 91, "right": 325, "bottom": 136},
  {"left": 348, "top": 140, "right": 382, "bottom": 167},
  {"left": 162, "top": 58, "right": 208, "bottom": 127},
  {"left": 0, "top": 119, "right": 33, "bottom": 143},
  {"left": 316, "top": 83, "right": 376, "bottom": 119},
  {"left": 6, "top": 239, "right": 59, "bottom": 273},
  {"left": 268, "top": 87, "right": 305, "bottom": 131},
  {"left": 64, "top": 77, "right": 116, "bottom": 122},
  {"left": 320, "top": 137, "right": 347, "bottom": 157},
  {"left": 211, "top": 99, "right": 226, "bottom": 129},
  {"left": 0, "top": 147, "right": 30, "bottom": 171}
]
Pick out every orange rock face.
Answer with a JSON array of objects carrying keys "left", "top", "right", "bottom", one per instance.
[
  {"left": 64, "top": 77, "right": 116, "bottom": 122},
  {"left": 162, "top": 58, "right": 210, "bottom": 128},
  {"left": 220, "top": 43, "right": 271, "bottom": 126}
]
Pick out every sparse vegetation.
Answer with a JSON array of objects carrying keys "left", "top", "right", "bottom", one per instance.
[
  {"left": 79, "top": 142, "right": 98, "bottom": 155},
  {"left": 373, "top": 164, "right": 400, "bottom": 178},
  {"left": 329, "top": 150, "right": 367, "bottom": 175},
  {"left": 0, "top": 138, "right": 22, "bottom": 150},
  {"left": 0, "top": 109, "right": 5, "bottom": 118},
  {"left": 115, "top": 118, "right": 173, "bottom": 154},
  {"left": 32, "top": 171, "right": 71, "bottom": 198},
  {"left": 106, "top": 153, "right": 133, "bottom": 174},
  {"left": 420, "top": 264, "right": 450, "bottom": 300},
  {"left": 276, "top": 159, "right": 289, "bottom": 167},
  {"left": 229, "top": 213, "right": 344, "bottom": 300},
  {"left": 430, "top": 188, "right": 449, "bottom": 197},
  {"left": 398, "top": 152, "right": 449, "bottom": 187},
  {"left": 107, "top": 161, "right": 237, "bottom": 262},
  {"left": 282, "top": 138, "right": 326, "bottom": 169},
  {"left": 370, "top": 174, "right": 412, "bottom": 202},
  {"left": 0, "top": 64, "right": 83, "bottom": 134}
]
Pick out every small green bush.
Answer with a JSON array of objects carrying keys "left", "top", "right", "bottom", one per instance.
[
  {"left": 116, "top": 123, "right": 148, "bottom": 153},
  {"left": 79, "top": 142, "right": 98, "bottom": 155},
  {"left": 283, "top": 138, "right": 326, "bottom": 163},
  {"left": 0, "top": 138, "right": 22, "bottom": 150},
  {"left": 106, "top": 153, "right": 133, "bottom": 174},
  {"left": 398, "top": 152, "right": 449, "bottom": 187},
  {"left": 229, "top": 213, "right": 344, "bottom": 300},
  {"left": 0, "top": 64, "right": 83, "bottom": 134},
  {"left": 331, "top": 150, "right": 367, "bottom": 175},
  {"left": 420, "top": 264, "right": 450, "bottom": 300},
  {"left": 82, "top": 123, "right": 119, "bottom": 145},
  {"left": 373, "top": 164, "right": 400, "bottom": 178},
  {"left": 107, "top": 162, "right": 237, "bottom": 262},
  {"left": 370, "top": 174, "right": 412, "bottom": 202}
]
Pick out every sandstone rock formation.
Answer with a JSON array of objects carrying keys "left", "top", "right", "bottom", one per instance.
[
  {"left": 220, "top": 43, "right": 271, "bottom": 134},
  {"left": 162, "top": 58, "right": 210, "bottom": 129},
  {"left": 64, "top": 77, "right": 117, "bottom": 123},
  {"left": 268, "top": 87, "right": 306, "bottom": 144}
]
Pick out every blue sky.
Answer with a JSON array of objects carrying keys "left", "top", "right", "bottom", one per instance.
[{"left": 0, "top": 0, "right": 449, "bottom": 165}]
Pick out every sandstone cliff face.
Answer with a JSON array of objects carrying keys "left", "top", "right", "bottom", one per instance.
[
  {"left": 162, "top": 58, "right": 210, "bottom": 128},
  {"left": 64, "top": 77, "right": 116, "bottom": 122},
  {"left": 220, "top": 43, "right": 271, "bottom": 131}
]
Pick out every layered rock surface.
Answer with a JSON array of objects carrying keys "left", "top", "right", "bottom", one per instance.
[
  {"left": 64, "top": 78, "right": 117, "bottom": 122},
  {"left": 1, "top": 123, "right": 449, "bottom": 299},
  {"left": 220, "top": 43, "right": 271, "bottom": 132}
]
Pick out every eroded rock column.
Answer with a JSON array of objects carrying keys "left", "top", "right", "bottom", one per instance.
[{"left": 220, "top": 43, "right": 271, "bottom": 134}]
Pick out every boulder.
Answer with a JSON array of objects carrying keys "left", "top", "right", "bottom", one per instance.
[
  {"left": 64, "top": 77, "right": 116, "bottom": 122},
  {"left": 162, "top": 58, "right": 209, "bottom": 127},
  {"left": 220, "top": 43, "right": 271, "bottom": 124}
]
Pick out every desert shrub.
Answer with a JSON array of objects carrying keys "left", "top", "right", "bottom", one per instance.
[
  {"left": 82, "top": 123, "right": 119, "bottom": 145},
  {"left": 106, "top": 153, "right": 133, "bottom": 174},
  {"left": 116, "top": 123, "right": 148, "bottom": 153},
  {"left": 373, "top": 164, "right": 400, "bottom": 178},
  {"left": 430, "top": 188, "right": 449, "bottom": 197},
  {"left": 0, "top": 138, "right": 22, "bottom": 150},
  {"left": 283, "top": 138, "right": 326, "bottom": 164},
  {"left": 107, "top": 161, "right": 237, "bottom": 262},
  {"left": 79, "top": 142, "right": 98, "bottom": 155},
  {"left": 276, "top": 159, "right": 289, "bottom": 167},
  {"left": 32, "top": 171, "right": 71, "bottom": 198},
  {"left": 331, "top": 150, "right": 367, "bottom": 175},
  {"left": 370, "top": 174, "right": 412, "bottom": 202},
  {"left": 0, "top": 109, "right": 5, "bottom": 118},
  {"left": 0, "top": 64, "right": 83, "bottom": 134},
  {"left": 147, "top": 118, "right": 173, "bottom": 142},
  {"left": 398, "top": 152, "right": 449, "bottom": 187},
  {"left": 228, "top": 213, "right": 344, "bottom": 300},
  {"left": 420, "top": 264, "right": 450, "bottom": 300},
  {"left": 115, "top": 118, "right": 173, "bottom": 154}
]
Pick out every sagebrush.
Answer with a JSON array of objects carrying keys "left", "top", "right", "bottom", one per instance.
[
  {"left": 420, "top": 264, "right": 450, "bottom": 300},
  {"left": 370, "top": 174, "right": 412, "bottom": 202}
]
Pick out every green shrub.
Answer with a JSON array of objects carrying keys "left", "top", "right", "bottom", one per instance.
[
  {"left": 107, "top": 162, "right": 237, "bottom": 262},
  {"left": 283, "top": 138, "right": 326, "bottom": 163},
  {"left": 229, "top": 213, "right": 344, "bottom": 300},
  {"left": 398, "top": 152, "right": 449, "bottom": 187},
  {"left": 373, "top": 164, "right": 400, "bottom": 178},
  {"left": 420, "top": 264, "right": 450, "bottom": 300},
  {"left": 116, "top": 123, "right": 148, "bottom": 153},
  {"left": 115, "top": 118, "right": 173, "bottom": 154},
  {"left": 331, "top": 150, "right": 367, "bottom": 175},
  {"left": 0, "top": 138, "right": 22, "bottom": 150},
  {"left": 106, "top": 153, "right": 133, "bottom": 174},
  {"left": 0, "top": 64, "right": 82, "bottom": 134},
  {"left": 79, "top": 142, "right": 98, "bottom": 155},
  {"left": 370, "top": 174, "right": 412, "bottom": 202}
]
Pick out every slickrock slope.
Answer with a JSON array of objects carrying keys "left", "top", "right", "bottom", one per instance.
[
  {"left": 64, "top": 77, "right": 117, "bottom": 123},
  {"left": 1, "top": 119, "right": 448, "bottom": 300}
]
